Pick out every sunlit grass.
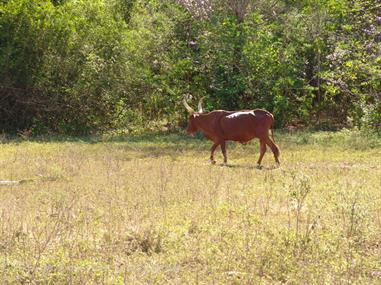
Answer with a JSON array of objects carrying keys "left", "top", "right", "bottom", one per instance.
[{"left": 0, "top": 130, "right": 380, "bottom": 284}]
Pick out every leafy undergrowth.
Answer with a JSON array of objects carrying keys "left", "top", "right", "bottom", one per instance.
[{"left": 0, "top": 131, "right": 380, "bottom": 284}]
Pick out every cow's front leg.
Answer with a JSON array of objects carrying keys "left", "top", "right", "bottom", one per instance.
[
  {"left": 210, "top": 142, "right": 219, "bottom": 164},
  {"left": 220, "top": 141, "right": 227, "bottom": 164}
]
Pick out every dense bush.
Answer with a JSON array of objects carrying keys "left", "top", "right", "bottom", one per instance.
[
  {"left": 0, "top": 0, "right": 132, "bottom": 134},
  {"left": 0, "top": 0, "right": 380, "bottom": 134}
]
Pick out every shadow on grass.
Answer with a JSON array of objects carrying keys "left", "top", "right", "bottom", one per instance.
[
  {"left": 219, "top": 163, "right": 280, "bottom": 170},
  {"left": 1, "top": 131, "right": 209, "bottom": 145},
  {"left": 1, "top": 129, "right": 380, "bottom": 151}
]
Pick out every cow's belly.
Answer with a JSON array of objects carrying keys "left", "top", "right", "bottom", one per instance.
[{"left": 226, "top": 133, "right": 256, "bottom": 143}]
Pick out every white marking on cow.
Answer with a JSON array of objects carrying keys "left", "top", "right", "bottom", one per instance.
[{"left": 226, "top": 111, "right": 255, "bottom": 119}]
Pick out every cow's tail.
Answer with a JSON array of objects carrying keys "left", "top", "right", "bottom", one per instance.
[
  {"left": 270, "top": 115, "right": 276, "bottom": 143},
  {"left": 269, "top": 114, "right": 280, "bottom": 161},
  {"left": 270, "top": 127, "right": 275, "bottom": 143}
]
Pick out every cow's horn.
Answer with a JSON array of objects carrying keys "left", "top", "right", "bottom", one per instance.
[
  {"left": 198, "top": 97, "right": 205, "bottom": 113},
  {"left": 182, "top": 95, "right": 194, "bottom": 114}
]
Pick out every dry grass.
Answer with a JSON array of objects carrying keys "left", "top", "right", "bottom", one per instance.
[{"left": 0, "top": 130, "right": 380, "bottom": 284}]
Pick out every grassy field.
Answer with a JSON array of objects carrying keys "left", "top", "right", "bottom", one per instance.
[{"left": 0, "top": 130, "right": 380, "bottom": 284}]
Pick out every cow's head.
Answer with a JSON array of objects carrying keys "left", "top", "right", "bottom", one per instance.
[{"left": 183, "top": 96, "right": 205, "bottom": 135}]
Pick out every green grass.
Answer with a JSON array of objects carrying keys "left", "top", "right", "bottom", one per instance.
[{"left": 0, "top": 130, "right": 380, "bottom": 284}]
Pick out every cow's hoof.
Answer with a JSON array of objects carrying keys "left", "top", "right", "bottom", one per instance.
[
  {"left": 256, "top": 164, "right": 263, "bottom": 170},
  {"left": 210, "top": 160, "right": 216, "bottom": 165}
]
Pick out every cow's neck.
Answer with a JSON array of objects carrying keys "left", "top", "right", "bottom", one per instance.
[{"left": 195, "top": 113, "right": 218, "bottom": 134}]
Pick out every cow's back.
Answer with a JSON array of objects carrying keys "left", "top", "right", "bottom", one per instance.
[{"left": 220, "top": 109, "right": 273, "bottom": 142}]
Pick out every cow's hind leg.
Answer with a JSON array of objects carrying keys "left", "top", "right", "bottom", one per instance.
[
  {"left": 265, "top": 137, "right": 280, "bottom": 166},
  {"left": 220, "top": 140, "right": 227, "bottom": 164},
  {"left": 256, "top": 139, "right": 267, "bottom": 168},
  {"left": 210, "top": 142, "right": 220, "bottom": 164}
]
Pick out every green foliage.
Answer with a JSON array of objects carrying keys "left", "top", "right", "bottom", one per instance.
[
  {"left": 0, "top": 0, "right": 132, "bottom": 134},
  {"left": 0, "top": 0, "right": 380, "bottom": 134}
]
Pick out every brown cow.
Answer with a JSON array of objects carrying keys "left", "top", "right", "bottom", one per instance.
[{"left": 183, "top": 96, "right": 280, "bottom": 167}]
